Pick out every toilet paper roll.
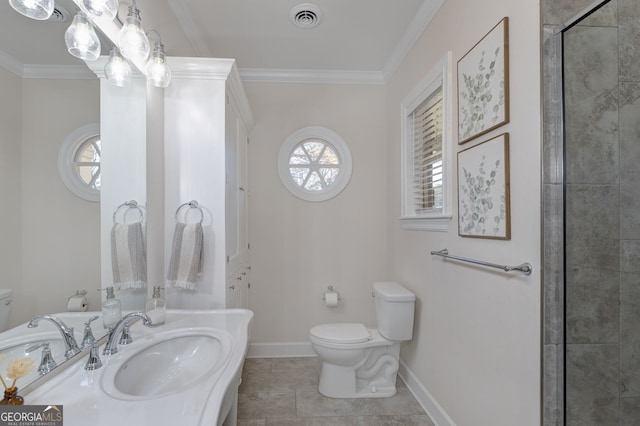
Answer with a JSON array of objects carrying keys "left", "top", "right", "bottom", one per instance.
[
  {"left": 324, "top": 291, "right": 339, "bottom": 308},
  {"left": 67, "top": 295, "right": 88, "bottom": 312}
]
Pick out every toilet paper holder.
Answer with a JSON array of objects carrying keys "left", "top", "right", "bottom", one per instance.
[
  {"left": 66, "top": 290, "right": 88, "bottom": 312},
  {"left": 322, "top": 285, "right": 341, "bottom": 301},
  {"left": 68, "top": 289, "right": 87, "bottom": 301}
]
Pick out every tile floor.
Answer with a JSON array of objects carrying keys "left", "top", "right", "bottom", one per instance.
[{"left": 237, "top": 357, "right": 436, "bottom": 426}]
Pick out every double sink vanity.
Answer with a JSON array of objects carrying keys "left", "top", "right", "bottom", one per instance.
[{"left": 0, "top": 309, "right": 253, "bottom": 426}]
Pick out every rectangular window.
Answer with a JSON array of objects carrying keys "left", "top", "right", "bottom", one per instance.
[
  {"left": 401, "top": 53, "right": 452, "bottom": 231},
  {"left": 410, "top": 90, "right": 443, "bottom": 213}
]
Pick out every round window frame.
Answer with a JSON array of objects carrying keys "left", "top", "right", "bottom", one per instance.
[
  {"left": 58, "top": 123, "right": 101, "bottom": 202},
  {"left": 278, "top": 126, "right": 353, "bottom": 202}
]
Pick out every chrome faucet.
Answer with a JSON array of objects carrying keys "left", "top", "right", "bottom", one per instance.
[
  {"left": 27, "top": 315, "right": 81, "bottom": 359},
  {"left": 103, "top": 312, "right": 152, "bottom": 356},
  {"left": 81, "top": 316, "right": 100, "bottom": 349},
  {"left": 26, "top": 342, "right": 57, "bottom": 375}
]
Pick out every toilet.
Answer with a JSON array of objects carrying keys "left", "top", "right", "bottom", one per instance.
[
  {"left": 309, "top": 281, "right": 415, "bottom": 398},
  {"left": 0, "top": 289, "right": 12, "bottom": 332}
]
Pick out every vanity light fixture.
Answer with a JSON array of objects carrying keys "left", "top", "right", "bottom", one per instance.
[
  {"left": 117, "top": 1, "right": 150, "bottom": 62},
  {"left": 82, "top": 0, "right": 118, "bottom": 21},
  {"left": 104, "top": 47, "right": 132, "bottom": 87},
  {"left": 145, "top": 31, "right": 171, "bottom": 88},
  {"left": 64, "top": 12, "right": 101, "bottom": 61},
  {"left": 8, "top": 0, "right": 54, "bottom": 20}
]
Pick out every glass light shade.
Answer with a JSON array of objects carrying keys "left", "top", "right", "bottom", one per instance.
[
  {"left": 117, "top": 6, "right": 150, "bottom": 62},
  {"left": 82, "top": 0, "right": 118, "bottom": 20},
  {"left": 9, "top": 0, "right": 54, "bottom": 20},
  {"left": 146, "top": 42, "right": 171, "bottom": 88},
  {"left": 65, "top": 13, "right": 101, "bottom": 61},
  {"left": 104, "top": 48, "right": 132, "bottom": 87}
]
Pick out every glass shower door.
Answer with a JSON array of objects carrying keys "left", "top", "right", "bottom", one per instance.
[{"left": 563, "top": 0, "right": 640, "bottom": 424}]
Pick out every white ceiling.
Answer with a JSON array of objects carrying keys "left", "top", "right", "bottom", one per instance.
[{"left": 0, "top": 0, "right": 442, "bottom": 81}]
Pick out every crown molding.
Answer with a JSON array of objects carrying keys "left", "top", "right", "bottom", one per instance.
[
  {"left": 22, "top": 64, "right": 96, "bottom": 79},
  {"left": 381, "top": 0, "right": 446, "bottom": 81},
  {"left": 0, "top": 50, "right": 96, "bottom": 79},
  {"left": 2, "top": 0, "right": 444, "bottom": 84},
  {"left": 0, "top": 51, "right": 23, "bottom": 76},
  {"left": 239, "top": 68, "right": 385, "bottom": 85},
  {"left": 170, "top": 0, "right": 444, "bottom": 84}
]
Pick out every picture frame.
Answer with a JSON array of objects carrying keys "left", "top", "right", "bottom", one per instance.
[
  {"left": 457, "top": 17, "right": 509, "bottom": 144},
  {"left": 457, "top": 133, "right": 510, "bottom": 239}
]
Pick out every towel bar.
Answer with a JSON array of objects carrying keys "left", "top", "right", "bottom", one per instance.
[
  {"left": 175, "top": 200, "right": 204, "bottom": 224},
  {"left": 112, "top": 200, "right": 144, "bottom": 224},
  {"left": 430, "top": 249, "right": 533, "bottom": 275}
]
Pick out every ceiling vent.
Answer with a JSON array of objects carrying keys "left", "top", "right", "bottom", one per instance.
[{"left": 289, "top": 3, "right": 323, "bottom": 29}]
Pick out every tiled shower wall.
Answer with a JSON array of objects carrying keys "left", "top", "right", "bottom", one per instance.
[{"left": 543, "top": 0, "right": 640, "bottom": 424}]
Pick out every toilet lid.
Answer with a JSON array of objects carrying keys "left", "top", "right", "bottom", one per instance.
[{"left": 310, "top": 323, "right": 370, "bottom": 343}]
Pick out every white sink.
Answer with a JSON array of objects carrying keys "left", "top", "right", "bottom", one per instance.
[
  {"left": 112, "top": 334, "right": 225, "bottom": 397},
  {"left": 25, "top": 309, "right": 253, "bottom": 426},
  {"left": 101, "top": 326, "right": 233, "bottom": 401}
]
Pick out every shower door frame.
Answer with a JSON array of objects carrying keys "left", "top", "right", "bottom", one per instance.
[{"left": 541, "top": 0, "right": 614, "bottom": 425}]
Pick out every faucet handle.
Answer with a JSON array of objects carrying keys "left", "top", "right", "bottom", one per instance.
[
  {"left": 26, "top": 342, "right": 57, "bottom": 375},
  {"left": 84, "top": 315, "right": 99, "bottom": 327},
  {"left": 119, "top": 324, "right": 133, "bottom": 345},
  {"left": 85, "top": 342, "right": 103, "bottom": 371},
  {"left": 81, "top": 316, "right": 100, "bottom": 349}
]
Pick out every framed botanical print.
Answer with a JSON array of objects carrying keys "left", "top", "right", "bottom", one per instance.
[
  {"left": 457, "top": 17, "right": 509, "bottom": 144},
  {"left": 458, "top": 133, "right": 510, "bottom": 239}
]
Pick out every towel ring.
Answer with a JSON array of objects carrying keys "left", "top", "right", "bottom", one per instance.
[
  {"left": 175, "top": 200, "right": 204, "bottom": 224},
  {"left": 113, "top": 200, "right": 144, "bottom": 224}
]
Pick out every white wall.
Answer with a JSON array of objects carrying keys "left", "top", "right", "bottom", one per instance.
[
  {"left": 246, "top": 82, "right": 388, "bottom": 346},
  {"left": 14, "top": 78, "right": 101, "bottom": 326},
  {"left": 246, "top": 0, "right": 541, "bottom": 423},
  {"left": 385, "top": 0, "right": 541, "bottom": 424},
  {"left": 0, "top": 67, "right": 22, "bottom": 327},
  {"left": 98, "top": 75, "right": 148, "bottom": 310}
]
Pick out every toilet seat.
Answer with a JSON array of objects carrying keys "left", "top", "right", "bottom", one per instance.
[{"left": 310, "top": 323, "right": 370, "bottom": 344}]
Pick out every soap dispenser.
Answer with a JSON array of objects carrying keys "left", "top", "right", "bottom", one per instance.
[
  {"left": 145, "top": 286, "right": 165, "bottom": 326},
  {"left": 102, "top": 286, "right": 122, "bottom": 329}
]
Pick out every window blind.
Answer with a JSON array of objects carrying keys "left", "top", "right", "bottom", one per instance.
[{"left": 410, "top": 88, "right": 443, "bottom": 213}]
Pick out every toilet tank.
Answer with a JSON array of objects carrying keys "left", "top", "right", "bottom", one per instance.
[
  {"left": 373, "top": 282, "right": 415, "bottom": 341},
  {"left": 0, "top": 289, "right": 12, "bottom": 332}
]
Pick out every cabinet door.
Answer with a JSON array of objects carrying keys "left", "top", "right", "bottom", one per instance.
[
  {"left": 226, "top": 274, "right": 240, "bottom": 309},
  {"left": 225, "top": 96, "right": 250, "bottom": 270},
  {"left": 226, "top": 265, "right": 249, "bottom": 309},
  {"left": 238, "top": 125, "right": 249, "bottom": 258},
  {"left": 225, "top": 101, "right": 240, "bottom": 266},
  {"left": 238, "top": 265, "right": 250, "bottom": 308}
]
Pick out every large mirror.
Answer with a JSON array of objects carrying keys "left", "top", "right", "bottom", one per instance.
[{"left": 0, "top": 0, "right": 146, "bottom": 388}]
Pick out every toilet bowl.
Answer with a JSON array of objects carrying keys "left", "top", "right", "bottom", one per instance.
[
  {"left": 309, "top": 282, "right": 415, "bottom": 399},
  {"left": 0, "top": 289, "right": 13, "bottom": 332}
]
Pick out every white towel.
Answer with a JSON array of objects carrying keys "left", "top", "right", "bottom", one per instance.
[
  {"left": 167, "top": 222, "right": 203, "bottom": 290},
  {"left": 111, "top": 223, "right": 147, "bottom": 289}
]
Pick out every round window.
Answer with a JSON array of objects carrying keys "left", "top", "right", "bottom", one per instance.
[
  {"left": 278, "top": 126, "right": 352, "bottom": 202},
  {"left": 58, "top": 123, "right": 101, "bottom": 202}
]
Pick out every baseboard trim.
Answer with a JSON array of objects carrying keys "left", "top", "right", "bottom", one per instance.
[
  {"left": 398, "top": 359, "right": 457, "bottom": 426},
  {"left": 247, "top": 341, "right": 455, "bottom": 425},
  {"left": 247, "top": 342, "right": 316, "bottom": 358}
]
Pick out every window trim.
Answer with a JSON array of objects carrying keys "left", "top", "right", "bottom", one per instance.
[
  {"left": 58, "top": 123, "right": 101, "bottom": 202},
  {"left": 278, "top": 126, "right": 352, "bottom": 202},
  {"left": 400, "top": 53, "right": 453, "bottom": 231}
]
